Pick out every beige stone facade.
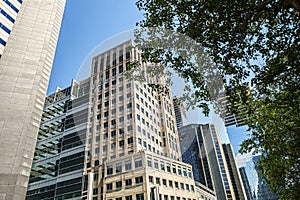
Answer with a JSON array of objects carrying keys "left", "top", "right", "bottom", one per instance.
[{"left": 82, "top": 40, "right": 198, "bottom": 200}]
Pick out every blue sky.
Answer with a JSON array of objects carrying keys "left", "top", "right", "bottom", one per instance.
[{"left": 48, "top": 0, "right": 142, "bottom": 94}]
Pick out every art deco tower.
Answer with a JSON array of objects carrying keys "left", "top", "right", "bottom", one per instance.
[
  {"left": 0, "top": 1, "right": 66, "bottom": 199},
  {"left": 82, "top": 40, "right": 197, "bottom": 200}
]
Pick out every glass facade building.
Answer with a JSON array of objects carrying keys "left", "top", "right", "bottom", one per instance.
[
  {"left": 239, "top": 167, "right": 254, "bottom": 200},
  {"left": 26, "top": 79, "right": 90, "bottom": 200},
  {"left": 222, "top": 144, "right": 247, "bottom": 200},
  {"left": 179, "top": 124, "right": 235, "bottom": 200}
]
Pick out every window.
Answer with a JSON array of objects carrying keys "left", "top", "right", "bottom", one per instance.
[
  {"left": 183, "top": 169, "right": 187, "bottom": 177},
  {"left": 149, "top": 176, "right": 153, "bottom": 183},
  {"left": 106, "top": 183, "right": 112, "bottom": 191},
  {"left": 164, "top": 195, "right": 168, "bottom": 200},
  {"left": 178, "top": 168, "right": 182, "bottom": 176},
  {"left": 156, "top": 177, "right": 160, "bottom": 185},
  {"left": 111, "top": 143, "right": 116, "bottom": 150},
  {"left": 107, "top": 166, "right": 113, "bottom": 175},
  {"left": 116, "top": 181, "right": 122, "bottom": 189},
  {"left": 163, "top": 179, "right": 167, "bottom": 186},
  {"left": 126, "top": 179, "right": 132, "bottom": 186},
  {"left": 169, "top": 180, "right": 173, "bottom": 187},
  {"left": 167, "top": 165, "right": 171, "bottom": 172},
  {"left": 136, "top": 194, "right": 144, "bottom": 200},
  {"left": 111, "top": 130, "right": 116, "bottom": 137},
  {"left": 135, "top": 176, "right": 143, "bottom": 184},
  {"left": 135, "top": 158, "right": 142, "bottom": 168},
  {"left": 185, "top": 184, "right": 189, "bottom": 190},
  {"left": 147, "top": 159, "right": 152, "bottom": 167},
  {"left": 116, "top": 163, "right": 122, "bottom": 173},
  {"left": 119, "top": 65, "right": 123, "bottom": 73},
  {"left": 191, "top": 185, "right": 194, "bottom": 191},
  {"left": 128, "top": 137, "right": 133, "bottom": 145},
  {"left": 173, "top": 167, "right": 177, "bottom": 174},
  {"left": 104, "top": 122, "right": 108, "bottom": 128},
  {"left": 119, "top": 128, "right": 124, "bottom": 135},
  {"left": 161, "top": 163, "right": 165, "bottom": 171},
  {"left": 175, "top": 182, "right": 178, "bottom": 188},
  {"left": 125, "top": 196, "right": 132, "bottom": 200},
  {"left": 127, "top": 113, "right": 132, "bottom": 120},
  {"left": 119, "top": 140, "right": 124, "bottom": 148},
  {"left": 125, "top": 160, "right": 132, "bottom": 171},
  {"left": 180, "top": 183, "right": 184, "bottom": 189},
  {"left": 127, "top": 125, "right": 133, "bottom": 131},
  {"left": 154, "top": 161, "right": 159, "bottom": 169},
  {"left": 104, "top": 111, "right": 109, "bottom": 117}
]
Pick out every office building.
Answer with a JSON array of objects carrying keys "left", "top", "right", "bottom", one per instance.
[
  {"left": 179, "top": 123, "right": 236, "bottom": 200},
  {"left": 172, "top": 96, "right": 187, "bottom": 129},
  {"left": 195, "top": 182, "right": 216, "bottom": 200},
  {"left": 26, "top": 79, "right": 90, "bottom": 200},
  {"left": 217, "top": 92, "right": 245, "bottom": 127},
  {"left": 252, "top": 155, "right": 280, "bottom": 200},
  {"left": 179, "top": 124, "right": 214, "bottom": 191},
  {"left": 0, "top": 1, "right": 66, "bottom": 200},
  {"left": 222, "top": 144, "right": 247, "bottom": 200},
  {"left": 27, "top": 40, "right": 199, "bottom": 200},
  {"left": 239, "top": 167, "right": 254, "bottom": 200},
  {"left": 0, "top": 0, "right": 23, "bottom": 56}
]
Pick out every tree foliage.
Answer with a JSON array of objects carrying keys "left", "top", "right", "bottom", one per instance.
[{"left": 135, "top": 0, "right": 300, "bottom": 199}]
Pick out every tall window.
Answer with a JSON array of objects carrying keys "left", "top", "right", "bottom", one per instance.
[
  {"left": 136, "top": 193, "right": 144, "bottom": 200},
  {"left": 125, "top": 160, "right": 132, "bottom": 171},
  {"left": 135, "top": 158, "right": 142, "bottom": 168}
]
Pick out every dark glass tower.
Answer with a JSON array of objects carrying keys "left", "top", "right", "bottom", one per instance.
[
  {"left": 26, "top": 79, "right": 90, "bottom": 200},
  {"left": 179, "top": 123, "right": 236, "bottom": 200}
]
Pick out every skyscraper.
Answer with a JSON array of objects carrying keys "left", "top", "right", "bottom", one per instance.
[
  {"left": 252, "top": 155, "right": 280, "bottom": 200},
  {"left": 0, "top": 0, "right": 22, "bottom": 57},
  {"left": 239, "top": 167, "right": 254, "bottom": 200},
  {"left": 172, "top": 96, "right": 187, "bottom": 129},
  {"left": 222, "top": 144, "right": 247, "bottom": 200},
  {"left": 179, "top": 123, "right": 236, "bottom": 200},
  {"left": 26, "top": 79, "right": 90, "bottom": 200},
  {"left": 0, "top": 1, "right": 66, "bottom": 199},
  {"left": 27, "top": 40, "right": 199, "bottom": 200}
]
